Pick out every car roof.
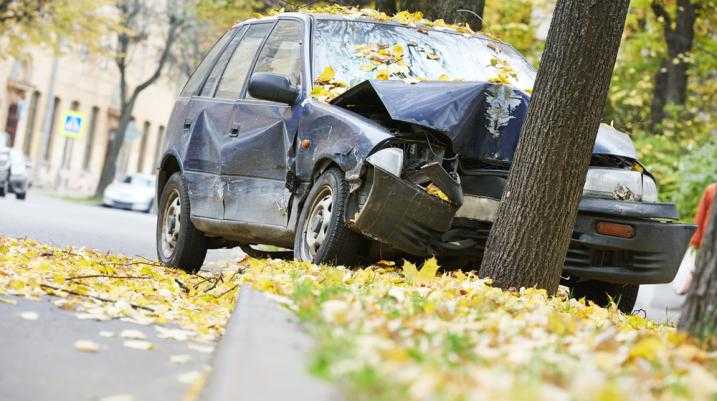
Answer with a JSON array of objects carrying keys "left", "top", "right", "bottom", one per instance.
[{"left": 233, "top": 11, "right": 504, "bottom": 46}]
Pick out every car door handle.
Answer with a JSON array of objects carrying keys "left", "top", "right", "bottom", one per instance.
[{"left": 229, "top": 123, "right": 240, "bottom": 137}]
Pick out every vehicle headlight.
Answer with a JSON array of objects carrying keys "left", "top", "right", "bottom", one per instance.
[
  {"left": 583, "top": 168, "right": 657, "bottom": 202},
  {"left": 641, "top": 175, "right": 659, "bottom": 203},
  {"left": 366, "top": 148, "right": 404, "bottom": 177}
]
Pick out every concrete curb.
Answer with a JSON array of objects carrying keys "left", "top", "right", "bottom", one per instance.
[{"left": 201, "top": 285, "right": 341, "bottom": 401}]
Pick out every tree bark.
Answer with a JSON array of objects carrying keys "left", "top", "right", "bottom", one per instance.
[
  {"left": 479, "top": 0, "right": 630, "bottom": 293},
  {"left": 375, "top": 0, "right": 397, "bottom": 15},
  {"left": 407, "top": 0, "right": 485, "bottom": 31},
  {"left": 679, "top": 194, "right": 717, "bottom": 345},
  {"left": 649, "top": 0, "right": 697, "bottom": 128}
]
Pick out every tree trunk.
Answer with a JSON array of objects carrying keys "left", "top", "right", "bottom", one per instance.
[
  {"left": 375, "top": 0, "right": 397, "bottom": 15},
  {"left": 478, "top": 0, "right": 630, "bottom": 293},
  {"left": 649, "top": 0, "right": 697, "bottom": 128},
  {"left": 679, "top": 194, "right": 717, "bottom": 345},
  {"left": 94, "top": 101, "right": 135, "bottom": 198}
]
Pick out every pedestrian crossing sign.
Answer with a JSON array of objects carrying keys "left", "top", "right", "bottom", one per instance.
[{"left": 60, "top": 111, "right": 86, "bottom": 139}]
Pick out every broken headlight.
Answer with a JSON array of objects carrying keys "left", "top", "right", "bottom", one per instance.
[
  {"left": 583, "top": 168, "right": 658, "bottom": 202},
  {"left": 366, "top": 148, "right": 404, "bottom": 177},
  {"left": 642, "top": 175, "right": 658, "bottom": 202}
]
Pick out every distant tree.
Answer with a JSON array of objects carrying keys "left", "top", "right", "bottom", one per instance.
[
  {"left": 94, "top": 0, "right": 189, "bottom": 197},
  {"left": 479, "top": 0, "right": 630, "bottom": 293},
  {"left": 173, "top": 0, "right": 263, "bottom": 80},
  {"left": 649, "top": 0, "right": 699, "bottom": 128},
  {"left": 407, "top": 0, "right": 485, "bottom": 31},
  {"left": 0, "top": 0, "right": 110, "bottom": 57},
  {"left": 679, "top": 194, "right": 717, "bottom": 346}
]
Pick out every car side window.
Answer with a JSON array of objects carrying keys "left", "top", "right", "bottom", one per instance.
[
  {"left": 200, "top": 26, "right": 248, "bottom": 97},
  {"left": 215, "top": 23, "right": 272, "bottom": 100},
  {"left": 248, "top": 20, "right": 304, "bottom": 98},
  {"left": 180, "top": 30, "right": 234, "bottom": 97}
]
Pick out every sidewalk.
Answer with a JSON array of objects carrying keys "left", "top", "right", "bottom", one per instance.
[{"left": 201, "top": 286, "right": 341, "bottom": 401}]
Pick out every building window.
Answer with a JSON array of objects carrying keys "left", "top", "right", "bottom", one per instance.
[
  {"left": 137, "top": 121, "right": 151, "bottom": 173},
  {"left": 83, "top": 106, "right": 99, "bottom": 171},
  {"left": 153, "top": 125, "right": 165, "bottom": 169},
  {"left": 44, "top": 97, "right": 61, "bottom": 161},
  {"left": 22, "top": 91, "right": 41, "bottom": 157}
]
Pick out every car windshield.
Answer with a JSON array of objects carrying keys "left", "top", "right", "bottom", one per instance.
[{"left": 312, "top": 19, "right": 536, "bottom": 91}]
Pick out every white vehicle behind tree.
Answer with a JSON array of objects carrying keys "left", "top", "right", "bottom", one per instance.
[{"left": 102, "top": 174, "right": 157, "bottom": 213}]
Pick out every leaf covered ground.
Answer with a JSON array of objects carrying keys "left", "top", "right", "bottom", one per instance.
[{"left": 2, "top": 237, "right": 717, "bottom": 401}]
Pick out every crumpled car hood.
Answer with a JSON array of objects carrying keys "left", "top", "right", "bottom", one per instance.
[{"left": 331, "top": 80, "right": 637, "bottom": 162}]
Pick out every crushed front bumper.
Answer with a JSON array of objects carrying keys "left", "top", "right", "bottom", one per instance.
[
  {"left": 350, "top": 169, "right": 694, "bottom": 285},
  {"left": 350, "top": 166, "right": 458, "bottom": 255}
]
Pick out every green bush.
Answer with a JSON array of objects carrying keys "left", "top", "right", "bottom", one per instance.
[{"left": 672, "top": 138, "right": 717, "bottom": 221}]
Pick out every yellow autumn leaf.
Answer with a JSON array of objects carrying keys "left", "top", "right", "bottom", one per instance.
[
  {"left": 402, "top": 257, "right": 440, "bottom": 285},
  {"left": 376, "top": 68, "right": 390, "bottom": 80},
  {"left": 426, "top": 183, "right": 449, "bottom": 202},
  {"left": 629, "top": 337, "right": 663, "bottom": 362},
  {"left": 316, "top": 66, "right": 336, "bottom": 84}
]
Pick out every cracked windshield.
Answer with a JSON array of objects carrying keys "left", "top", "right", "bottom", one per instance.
[
  {"left": 312, "top": 19, "right": 536, "bottom": 100},
  {"left": 1, "top": 1, "right": 717, "bottom": 401}
]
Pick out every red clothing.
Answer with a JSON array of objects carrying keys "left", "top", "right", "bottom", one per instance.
[{"left": 690, "top": 183, "right": 717, "bottom": 248}]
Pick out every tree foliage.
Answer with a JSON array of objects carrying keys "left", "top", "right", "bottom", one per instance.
[{"left": 0, "top": 0, "right": 112, "bottom": 57}]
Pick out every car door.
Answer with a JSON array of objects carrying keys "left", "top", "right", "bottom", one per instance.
[
  {"left": 178, "top": 28, "right": 238, "bottom": 219},
  {"left": 221, "top": 19, "right": 305, "bottom": 227},
  {"left": 182, "top": 23, "right": 272, "bottom": 219}
]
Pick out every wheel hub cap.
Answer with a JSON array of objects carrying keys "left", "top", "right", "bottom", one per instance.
[
  {"left": 160, "top": 191, "right": 181, "bottom": 259},
  {"left": 303, "top": 188, "right": 333, "bottom": 260}
]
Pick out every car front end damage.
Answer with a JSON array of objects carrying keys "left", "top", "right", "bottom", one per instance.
[
  {"left": 334, "top": 80, "right": 694, "bottom": 286},
  {"left": 347, "top": 140, "right": 693, "bottom": 285}
]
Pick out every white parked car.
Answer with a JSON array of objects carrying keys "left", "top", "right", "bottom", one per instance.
[
  {"left": 103, "top": 174, "right": 157, "bottom": 213},
  {"left": 0, "top": 148, "right": 30, "bottom": 200}
]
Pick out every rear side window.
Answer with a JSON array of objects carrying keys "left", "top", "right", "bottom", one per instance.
[
  {"left": 251, "top": 20, "right": 304, "bottom": 88},
  {"left": 215, "top": 23, "right": 272, "bottom": 100},
  {"left": 180, "top": 30, "right": 234, "bottom": 97},
  {"left": 200, "top": 26, "right": 248, "bottom": 97}
]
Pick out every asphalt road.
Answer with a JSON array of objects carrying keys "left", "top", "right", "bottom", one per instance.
[
  {"left": 0, "top": 191, "right": 244, "bottom": 401},
  {"left": 0, "top": 191, "right": 244, "bottom": 261}
]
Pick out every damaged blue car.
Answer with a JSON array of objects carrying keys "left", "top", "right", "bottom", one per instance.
[{"left": 155, "top": 12, "right": 694, "bottom": 312}]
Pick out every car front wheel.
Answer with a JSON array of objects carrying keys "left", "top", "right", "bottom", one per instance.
[
  {"left": 156, "top": 172, "right": 207, "bottom": 273},
  {"left": 294, "top": 167, "right": 366, "bottom": 267}
]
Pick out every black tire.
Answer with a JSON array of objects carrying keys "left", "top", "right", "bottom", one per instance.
[
  {"left": 156, "top": 172, "right": 207, "bottom": 273},
  {"left": 570, "top": 280, "right": 639, "bottom": 314},
  {"left": 15, "top": 192, "right": 25, "bottom": 200},
  {"left": 0, "top": 184, "right": 5, "bottom": 197},
  {"left": 294, "top": 167, "right": 366, "bottom": 266}
]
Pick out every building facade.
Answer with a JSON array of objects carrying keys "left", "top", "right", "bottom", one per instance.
[{"left": 0, "top": 44, "right": 182, "bottom": 195}]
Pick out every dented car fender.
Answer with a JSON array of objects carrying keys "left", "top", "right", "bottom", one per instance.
[{"left": 294, "top": 99, "right": 394, "bottom": 189}]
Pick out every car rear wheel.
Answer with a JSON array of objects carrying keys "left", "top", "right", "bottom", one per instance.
[
  {"left": 294, "top": 167, "right": 366, "bottom": 266},
  {"left": 15, "top": 192, "right": 25, "bottom": 200},
  {"left": 156, "top": 172, "right": 207, "bottom": 273},
  {"left": 570, "top": 280, "right": 639, "bottom": 314}
]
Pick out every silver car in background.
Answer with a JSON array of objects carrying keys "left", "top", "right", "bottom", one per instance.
[
  {"left": 103, "top": 174, "right": 157, "bottom": 213},
  {"left": 0, "top": 148, "right": 30, "bottom": 200}
]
